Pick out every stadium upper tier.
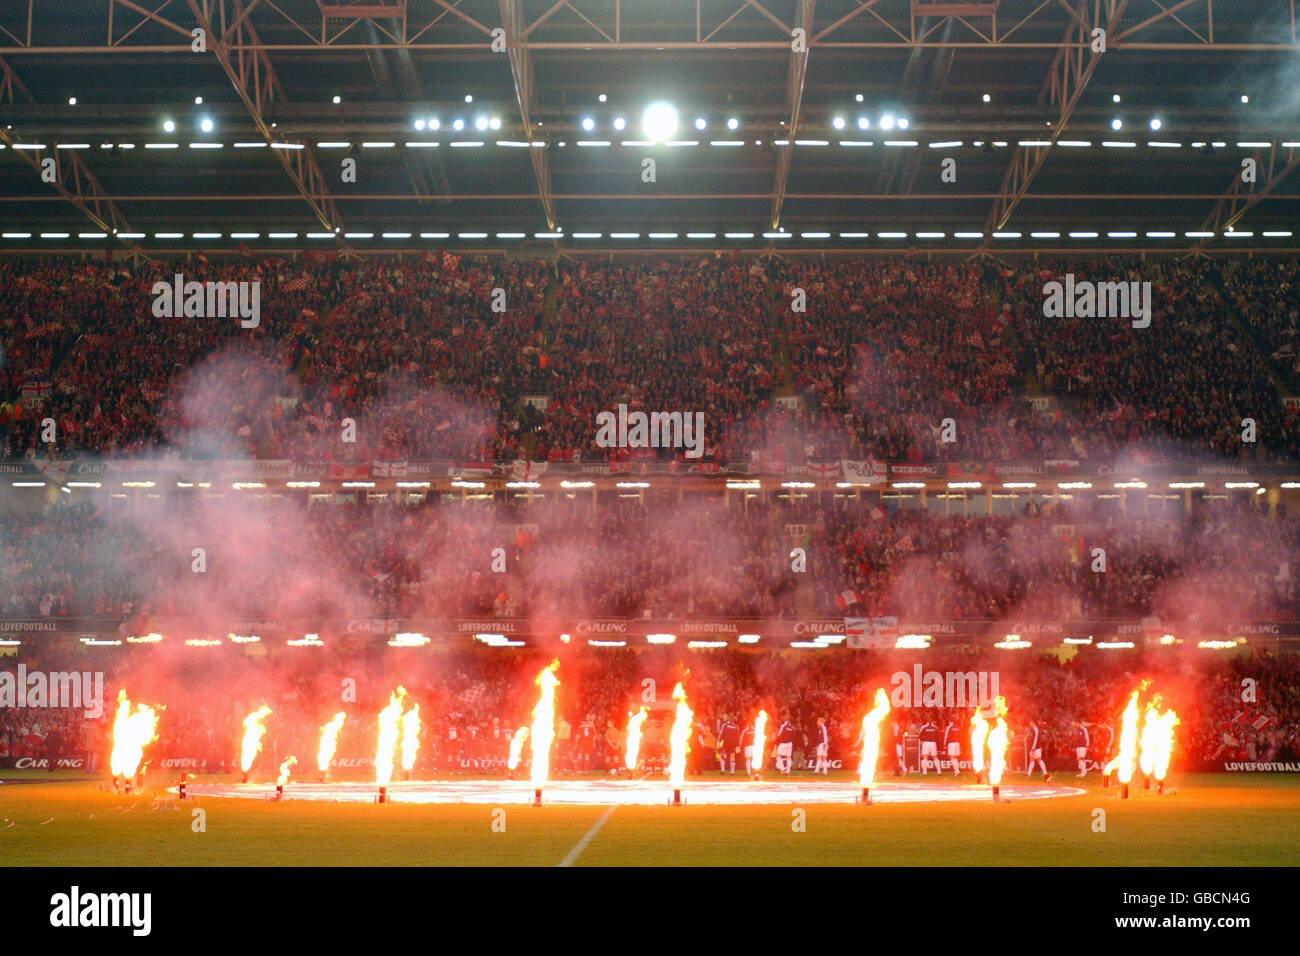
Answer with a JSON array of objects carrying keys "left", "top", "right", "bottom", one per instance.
[{"left": 1, "top": 254, "right": 1298, "bottom": 463}]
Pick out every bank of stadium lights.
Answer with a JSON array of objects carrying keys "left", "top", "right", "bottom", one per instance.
[
  {"left": 995, "top": 635, "right": 1033, "bottom": 650},
  {"left": 643, "top": 101, "right": 678, "bottom": 142}
]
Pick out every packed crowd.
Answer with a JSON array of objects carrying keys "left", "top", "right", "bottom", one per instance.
[
  {"left": 2, "top": 253, "right": 1299, "bottom": 464},
  {"left": 5, "top": 642, "right": 1296, "bottom": 772},
  {"left": 3, "top": 490, "right": 1298, "bottom": 624}
]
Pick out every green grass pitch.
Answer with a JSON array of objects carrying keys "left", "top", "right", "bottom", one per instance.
[{"left": 2, "top": 772, "right": 1298, "bottom": 866}]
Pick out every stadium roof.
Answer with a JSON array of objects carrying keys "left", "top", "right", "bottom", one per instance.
[{"left": 1, "top": 0, "right": 1298, "bottom": 253}]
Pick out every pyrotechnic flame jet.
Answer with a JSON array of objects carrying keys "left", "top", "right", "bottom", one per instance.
[
  {"left": 240, "top": 705, "right": 272, "bottom": 777},
  {"left": 1139, "top": 701, "right": 1161, "bottom": 778},
  {"left": 625, "top": 708, "right": 648, "bottom": 772},
  {"left": 970, "top": 708, "right": 989, "bottom": 778},
  {"left": 110, "top": 690, "right": 160, "bottom": 780},
  {"left": 986, "top": 696, "right": 1009, "bottom": 787},
  {"left": 530, "top": 661, "right": 561, "bottom": 789},
  {"left": 317, "top": 713, "right": 346, "bottom": 778},
  {"left": 668, "top": 683, "right": 693, "bottom": 790},
  {"left": 507, "top": 727, "right": 530, "bottom": 771},
  {"left": 752, "top": 710, "right": 769, "bottom": 773},
  {"left": 1104, "top": 690, "right": 1141, "bottom": 785},
  {"left": 277, "top": 755, "right": 297, "bottom": 787},
  {"left": 1152, "top": 709, "right": 1179, "bottom": 782},
  {"left": 400, "top": 703, "right": 421, "bottom": 775},
  {"left": 375, "top": 688, "right": 408, "bottom": 786},
  {"left": 858, "top": 690, "right": 890, "bottom": 787}
]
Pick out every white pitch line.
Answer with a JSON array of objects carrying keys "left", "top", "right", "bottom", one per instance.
[{"left": 557, "top": 804, "right": 616, "bottom": 867}]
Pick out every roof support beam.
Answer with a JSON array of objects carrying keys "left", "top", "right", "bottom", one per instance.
[
  {"left": 1191, "top": 143, "right": 1300, "bottom": 252},
  {"left": 500, "top": 0, "right": 556, "bottom": 230},
  {"left": 771, "top": 0, "right": 814, "bottom": 230},
  {"left": 978, "top": 0, "right": 1128, "bottom": 250},
  {"left": 0, "top": 54, "right": 137, "bottom": 242},
  {"left": 186, "top": 0, "right": 343, "bottom": 233}
]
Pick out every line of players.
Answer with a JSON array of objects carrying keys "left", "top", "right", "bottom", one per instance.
[{"left": 708, "top": 712, "right": 1116, "bottom": 779}]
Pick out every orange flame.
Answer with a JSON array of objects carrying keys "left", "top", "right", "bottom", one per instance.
[
  {"left": 109, "top": 689, "right": 160, "bottom": 779},
  {"left": 1138, "top": 701, "right": 1160, "bottom": 777},
  {"left": 857, "top": 689, "right": 890, "bottom": 786},
  {"left": 668, "top": 682, "right": 693, "bottom": 788},
  {"left": 1152, "top": 708, "right": 1180, "bottom": 781},
  {"left": 987, "top": 696, "right": 1009, "bottom": 786},
  {"left": 277, "top": 755, "right": 297, "bottom": 786},
  {"left": 507, "top": 726, "right": 530, "bottom": 770},
  {"left": 400, "top": 702, "right": 421, "bottom": 773},
  {"left": 970, "top": 709, "right": 989, "bottom": 776},
  {"left": 529, "top": 661, "right": 560, "bottom": 788},
  {"left": 375, "top": 687, "right": 408, "bottom": 786},
  {"left": 752, "top": 709, "right": 769, "bottom": 772},
  {"left": 317, "top": 713, "right": 346, "bottom": 775},
  {"left": 625, "top": 708, "right": 648, "bottom": 771},
  {"left": 239, "top": 705, "right": 272, "bottom": 774},
  {"left": 1104, "top": 690, "right": 1141, "bottom": 784}
]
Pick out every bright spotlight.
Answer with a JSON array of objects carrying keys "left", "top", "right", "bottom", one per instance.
[
  {"left": 465, "top": 94, "right": 473, "bottom": 103},
  {"left": 489, "top": 116, "right": 501, "bottom": 130},
  {"left": 694, "top": 117, "right": 707, "bottom": 130},
  {"left": 1112, "top": 93, "right": 1121, "bottom": 103},
  {"left": 898, "top": 117, "right": 909, "bottom": 129},
  {"left": 429, "top": 117, "right": 441, "bottom": 131},
  {"left": 857, "top": 116, "right": 869, "bottom": 130},
  {"left": 726, "top": 116, "right": 739, "bottom": 130},
  {"left": 163, "top": 119, "right": 176, "bottom": 133},
  {"left": 613, "top": 116, "right": 626, "bottom": 131},
  {"left": 880, "top": 113, "right": 895, "bottom": 130},
  {"left": 413, "top": 118, "right": 426, "bottom": 131},
  {"left": 68, "top": 96, "right": 77, "bottom": 105},
  {"left": 982, "top": 93, "right": 991, "bottom": 103},
  {"left": 453, "top": 118, "right": 464, "bottom": 131},
  {"left": 598, "top": 93, "right": 607, "bottom": 103},
  {"left": 855, "top": 93, "right": 864, "bottom": 103},
  {"left": 199, "top": 116, "right": 214, "bottom": 133},
  {"left": 1241, "top": 94, "right": 1249, "bottom": 103},
  {"left": 195, "top": 95, "right": 203, "bottom": 105},
  {"left": 1110, "top": 117, "right": 1122, "bottom": 130},
  {"left": 643, "top": 101, "right": 679, "bottom": 142},
  {"left": 332, "top": 95, "right": 341, "bottom": 104},
  {"left": 582, "top": 116, "right": 595, "bottom": 131},
  {"left": 832, "top": 116, "right": 846, "bottom": 130},
  {"left": 1149, "top": 117, "right": 1162, "bottom": 131},
  {"left": 475, "top": 115, "right": 488, "bottom": 131}
]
